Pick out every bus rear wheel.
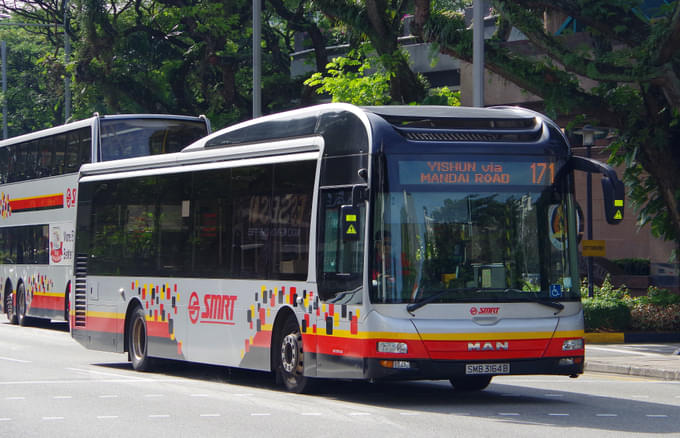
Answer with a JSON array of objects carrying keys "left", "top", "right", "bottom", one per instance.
[
  {"left": 128, "top": 307, "right": 153, "bottom": 371},
  {"left": 17, "top": 284, "right": 28, "bottom": 327},
  {"left": 276, "top": 317, "right": 314, "bottom": 393},
  {"left": 449, "top": 376, "right": 493, "bottom": 391},
  {"left": 5, "top": 290, "right": 17, "bottom": 324}
]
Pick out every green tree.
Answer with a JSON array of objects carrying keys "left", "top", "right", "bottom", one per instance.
[{"left": 413, "top": 0, "right": 680, "bottom": 258}]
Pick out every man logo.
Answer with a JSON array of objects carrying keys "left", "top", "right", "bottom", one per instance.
[{"left": 468, "top": 341, "right": 509, "bottom": 351}]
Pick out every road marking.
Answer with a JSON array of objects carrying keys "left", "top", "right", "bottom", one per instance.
[
  {"left": 53, "top": 395, "right": 73, "bottom": 399},
  {"left": 251, "top": 413, "right": 271, "bottom": 416},
  {"left": 144, "top": 394, "right": 165, "bottom": 398},
  {"left": 548, "top": 413, "right": 570, "bottom": 416},
  {"left": 596, "top": 414, "right": 618, "bottom": 417},
  {"left": 301, "top": 413, "right": 322, "bottom": 416},
  {"left": 97, "top": 416, "right": 119, "bottom": 419},
  {"left": 191, "top": 394, "right": 210, "bottom": 397},
  {"left": 646, "top": 414, "right": 668, "bottom": 418},
  {"left": 200, "top": 414, "right": 221, "bottom": 417},
  {"left": 349, "top": 412, "right": 371, "bottom": 416},
  {"left": 149, "top": 414, "right": 170, "bottom": 418},
  {"left": 5, "top": 396, "right": 25, "bottom": 400},
  {"left": 42, "top": 417, "right": 64, "bottom": 421},
  {"left": 66, "top": 367, "right": 144, "bottom": 379},
  {"left": 399, "top": 412, "right": 420, "bottom": 416},
  {"left": 587, "top": 346, "right": 670, "bottom": 357},
  {"left": 0, "top": 418, "right": 11, "bottom": 422},
  {"left": 498, "top": 413, "right": 520, "bottom": 416},
  {"left": 99, "top": 395, "right": 118, "bottom": 399},
  {"left": 0, "top": 356, "right": 31, "bottom": 363}
]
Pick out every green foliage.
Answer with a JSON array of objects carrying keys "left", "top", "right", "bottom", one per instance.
[
  {"left": 304, "top": 49, "right": 393, "bottom": 105},
  {"left": 582, "top": 296, "right": 631, "bottom": 332},
  {"left": 613, "top": 258, "right": 650, "bottom": 276}
]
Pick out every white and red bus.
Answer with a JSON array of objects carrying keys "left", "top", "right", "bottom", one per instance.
[
  {"left": 71, "top": 104, "right": 624, "bottom": 392},
  {"left": 1, "top": 114, "right": 211, "bottom": 327}
]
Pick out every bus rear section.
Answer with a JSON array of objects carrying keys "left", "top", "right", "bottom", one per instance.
[
  {"left": 1, "top": 114, "right": 210, "bottom": 327},
  {"left": 71, "top": 104, "right": 623, "bottom": 393}
]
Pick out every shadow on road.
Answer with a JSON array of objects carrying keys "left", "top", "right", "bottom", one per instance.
[{"left": 93, "top": 359, "right": 679, "bottom": 434}]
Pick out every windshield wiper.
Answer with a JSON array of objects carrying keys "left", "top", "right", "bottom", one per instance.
[
  {"left": 406, "top": 288, "right": 566, "bottom": 314},
  {"left": 406, "top": 288, "right": 478, "bottom": 314}
]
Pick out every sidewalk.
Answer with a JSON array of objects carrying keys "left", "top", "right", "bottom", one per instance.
[{"left": 584, "top": 333, "right": 680, "bottom": 381}]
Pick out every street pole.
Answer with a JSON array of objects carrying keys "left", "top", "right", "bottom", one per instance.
[
  {"left": 252, "top": 0, "right": 261, "bottom": 118},
  {"left": 64, "top": 0, "right": 71, "bottom": 121},
  {"left": 472, "top": 0, "right": 484, "bottom": 107}
]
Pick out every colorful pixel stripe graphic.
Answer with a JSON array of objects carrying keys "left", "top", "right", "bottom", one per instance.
[{"left": 7, "top": 193, "right": 64, "bottom": 213}]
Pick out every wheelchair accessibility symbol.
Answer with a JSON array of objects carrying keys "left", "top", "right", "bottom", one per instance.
[{"left": 549, "top": 284, "right": 562, "bottom": 298}]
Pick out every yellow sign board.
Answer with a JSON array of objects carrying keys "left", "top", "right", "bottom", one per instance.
[{"left": 582, "top": 239, "right": 606, "bottom": 257}]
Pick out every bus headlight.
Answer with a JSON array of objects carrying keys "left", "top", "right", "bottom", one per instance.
[
  {"left": 562, "top": 339, "right": 584, "bottom": 351},
  {"left": 377, "top": 342, "right": 408, "bottom": 354}
]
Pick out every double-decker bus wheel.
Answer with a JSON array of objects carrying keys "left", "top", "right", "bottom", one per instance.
[
  {"left": 129, "top": 307, "right": 153, "bottom": 371},
  {"left": 17, "top": 284, "right": 28, "bottom": 327},
  {"left": 277, "top": 317, "right": 314, "bottom": 393},
  {"left": 450, "top": 376, "right": 493, "bottom": 391},
  {"left": 5, "top": 288, "right": 17, "bottom": 325}
]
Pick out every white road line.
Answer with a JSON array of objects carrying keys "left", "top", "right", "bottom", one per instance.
[
  {"left": 399, "top": 412, "right": 420, "bottom": 416},
  {"left": 148, "top": 414, "right": 170, "bottom": 418},
  {"left": 301, "top": 413, "right": 322, "bottom": 416},
  {"left": 42, "top": 417, "right": 64, "bottom": 421},
  {"left": 0, "top": 356, "right": 31, "bottom": 363},
  {"left": 250, "top": 413, "right": 271, "bottom": 416},
  {"left": 191, "top": 394, "right": 210, "bottom": 397},
  {"left": 0, "top": 418, "right": 11, "bottom": 422},
  {"left": 596, "top": 414, "right": 618, "bottom": 417},
  {"left": 498, "top": 413, "right": 520, "bottom": 416},
  {"left": 548, "top": 413, "right": 570, "bottom": 416},
  {"left": 200, "top": 414, "right": 221, "bottom": 417},
  {"left": 97, "top": 416, "right": 119, "bottom": 419},
  {"left": 586, "top": 346, "right": 669, "bottom": 357},
  {"left": 348, "top": 412, "right": 371, "bottom": 416},
  {"left": 99, "top": 395, "right": 119, "bottom": 398},
  {"left": 5, "top": 396, "right": 25, "bottom": 400},
  {"left": 646, "top": 414, "right": 669, "bottom": 418},
  {"left": 53, "top": 396, "right": 73, "bottom": 399}
]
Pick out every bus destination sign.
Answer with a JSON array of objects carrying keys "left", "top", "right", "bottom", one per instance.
[{"left": 399, "top": 160, "right": 555, "bottom": 186}]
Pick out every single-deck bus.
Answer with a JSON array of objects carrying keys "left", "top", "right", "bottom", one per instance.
[
  {"left": 1, "top": 114, "right": 211, "bottom": 327},
  {"left": 71, "top": 104, "right": 624, "bottom": 392}
]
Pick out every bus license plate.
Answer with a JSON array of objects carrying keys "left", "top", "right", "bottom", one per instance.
[{"left": 465, "top": 363, "right": 510, "bottom": 375}]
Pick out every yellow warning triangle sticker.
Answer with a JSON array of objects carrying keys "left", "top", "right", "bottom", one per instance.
[
  {"left": 614, "top": 210, "right": 622, "bottom": 220},
  {"left": 346, "top": 224, "right": 357, "bottom": 235}
]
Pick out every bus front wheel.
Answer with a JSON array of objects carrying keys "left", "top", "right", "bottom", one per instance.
[
  {"left": 128, "top": 307, "right": 153, "bottom": 371},
  {"left": 276, "top": 316, "right": 314, "bottom": 393},
  {"left": 449, "top": 376, "right": 493, "bottom": 391}
]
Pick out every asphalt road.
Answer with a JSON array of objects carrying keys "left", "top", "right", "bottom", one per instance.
[{"left": 1, "top": 315, "right": 678, "bottom": 438}]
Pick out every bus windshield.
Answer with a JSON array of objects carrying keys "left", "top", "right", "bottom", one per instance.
[
  {"left": 100, "top": 119, "right": 208, "bottom": 161},
  {"left": 371, "top": 155, "right": 579, "bottom": 305}
]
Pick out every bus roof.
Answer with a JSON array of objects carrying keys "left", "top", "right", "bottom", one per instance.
[{"left": 0, "top": 114, "right": 208, "bottom": 149}]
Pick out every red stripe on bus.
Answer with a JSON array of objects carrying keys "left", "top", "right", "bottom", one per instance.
[
  {"left": 28, "top": 294, "right": 64, "bottom": 311},
  {"left": 9, "top": 194, "right": 63, "bottom": 211}
]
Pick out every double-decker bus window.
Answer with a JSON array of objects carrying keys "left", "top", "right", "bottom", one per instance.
[
  {"left": 38, "top": 137, "right": 55, "bottom": 177},
  {"left": 53, "top": 133, "right": 67, "bottom": 175},
  {"left": 0, "top": 147, "right": 8, "bottom": 183},
  {"left": 317, "top": 188, "right": 365, "bottom": 301}
]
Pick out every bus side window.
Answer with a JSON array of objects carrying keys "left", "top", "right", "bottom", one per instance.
[
  {"left": 0, "top": 147, "right": 8, "bottom": 183},
  {"left": 65, "top": 131, "right": 81, "bottom": 173},
  {"left": 38, "top": 137, "right": 55, "bottom": 177},
  {"left": 54, "top": 134, "right": 67, "bottom": 175},
  {"left": 317, "top": 188, "right": 365, "bottom": 301},
  {"left": 25, "top": 140, "right": 39, "bottom": 180}
]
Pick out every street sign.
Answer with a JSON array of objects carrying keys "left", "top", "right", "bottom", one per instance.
[{"left": 582, "top": 239, "right": 606, "bottom": 257}]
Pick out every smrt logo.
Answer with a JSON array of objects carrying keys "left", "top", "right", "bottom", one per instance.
[
  {"left": 469, "top": 306, "right": 500, "bottom": 316},
  {"left": 188, "top": 291, "right": 237, "bottom": 325}
]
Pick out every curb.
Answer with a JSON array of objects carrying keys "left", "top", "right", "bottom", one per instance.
[
  {"left": 585, "top": 360, "right": 680, "bottom": 381},
  {"left": 585, "top": 332, "right": 680, "bottom": 344}
]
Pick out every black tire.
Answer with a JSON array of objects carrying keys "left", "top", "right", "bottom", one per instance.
[
  {"left": 276, "top": 316, "right": 314, "bottom": 393},
  {"left": 128, "top": 306, "right": 153, "bottom": 371},
  {"left": 17, "top": 284, "right": 28, "bottom": 327},
  {"left": 5, "top": 289, "right": 17, "bottom": 325},
  {"left": 449, "top": 375, "right": 493, "bottom": 391}
]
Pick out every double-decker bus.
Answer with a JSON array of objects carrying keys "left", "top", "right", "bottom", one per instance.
[
  {"left": 1, "top": 114, "right": 211, "bottom": 327},
  {"left": 71, "top": 104, "right": 624, "bottom": 392}
]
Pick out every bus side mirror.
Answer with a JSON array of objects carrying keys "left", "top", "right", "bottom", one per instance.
[{"left": 601, "top": 177, "right": 624, "bottom": 224}]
